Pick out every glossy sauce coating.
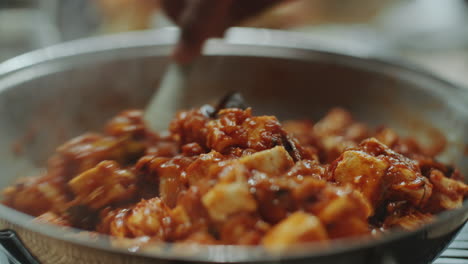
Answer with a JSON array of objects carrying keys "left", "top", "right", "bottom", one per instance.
[{"left": 3, "top": 107, "right": 468, "bottom": 251}]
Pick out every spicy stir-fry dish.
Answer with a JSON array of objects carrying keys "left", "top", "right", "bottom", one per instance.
[{"left": 3, "top": 98, "right": 468, "bottom": 251}]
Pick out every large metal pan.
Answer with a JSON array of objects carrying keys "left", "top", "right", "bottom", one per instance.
[{"left": 0, "top": 28, "right": 467, "bottom": 264}]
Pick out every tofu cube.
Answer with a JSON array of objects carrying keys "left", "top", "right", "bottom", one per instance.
[
  {"left": 202, "top": 180, "right": 257, "bottom": 222},
  {"left": 262, "top": 212, "right": 328, "bottom": 252},
  {"left": 69, "top": 160, "right": 136, "bottom": 209},
  {"left": 333, "top": 150, "right": 388, "bottom": 207},
  {"left": 239, "top": 146, "right": 294, "bottom": 175},
  {"left": 126, "top": 198, "right": 171, "bottom": 238}
]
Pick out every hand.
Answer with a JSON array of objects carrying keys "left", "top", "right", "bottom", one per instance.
[{"left": 162, "top": 0, "right": 284, "bottom": 63}]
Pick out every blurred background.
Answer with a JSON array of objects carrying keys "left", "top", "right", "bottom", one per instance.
[{"left": 1, "top": 0, "right": 468, "bottom": 86}]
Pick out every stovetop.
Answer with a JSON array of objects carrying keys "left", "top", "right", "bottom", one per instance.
[{"left": 434, "top": 224, "right": 468, "bottom": 264}]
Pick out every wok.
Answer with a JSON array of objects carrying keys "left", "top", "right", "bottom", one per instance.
[{"left": 0, "top": 28, "right": 467, "bottom": 264}]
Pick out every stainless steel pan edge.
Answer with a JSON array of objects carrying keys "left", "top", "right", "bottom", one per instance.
[{"left": 0, "top": 28, "right": 467, "bottom": 263}]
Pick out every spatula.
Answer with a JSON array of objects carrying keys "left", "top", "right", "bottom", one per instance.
[{"left": 144, "top": 63, "right": 192, "bottom": 132}]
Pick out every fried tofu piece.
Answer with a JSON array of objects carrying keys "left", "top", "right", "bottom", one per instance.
[
  {"left": 141, "top": 156, "right": 193, "bottom": 208},
  {"left": 333, "top": 150, "right": 388, "bottom": 207},
  {"left": 262, "top": 212, "right": 328, "bottom": 252},
  {"left": 317, "top": 189, "right": 372, "bottom": 223},
  {"left": 345, "top": 123, "right": 370, "bottom": 142},
  {"left": 321, "top": 136, "right": 358, "bottom": 162},
  {"left": 34, "top": 212, "right": 70, "bottom": 226},
  {"left": 180, "top": 231, "right": 218, "bottom": 245},
  {"left": 314, "top": 108, "right": 353, "bottom": 136},
  {"left": 333, "top": 138, "right": 433, "bottom": 209},
  {"left": 202, "top": 181, "right": 257, "bottom": 221},
  {"left": 297, "top": 181, "right": 372, "bottom": 239},
  {"left": 375, "top": 127, "right": 399, "bottom": 148},
  {"left": 2, "top": 175, "right": 69, "bottom": 216},
  {"left": 170, "top": 108, "right": 211, "bottom": 146},
  {"left": 282, "top": 121, "right": 322, "bottom": 161},
  {"left": 386, "top": 166, "right": 432, "bottom": 207},
  {"left": 170, "top": 205, "right": 192, "bottom": 240},
  {"left": 125, "top": 198, "right": 172, "bottom": 238},
  {"left": 219, "top": 213, "right": 270, "bottom": 245},
  {"left": 282, "top": 120, "right": 315, "bottom": 145},
  {"left": 315, "top": 188, "right": 372, "bottom": 238},
  {"left": 286, "top": 159, "right": 326, "bottom": 180},
  {"left": 292, "top": 177, "right": 328, "bottom": 202},
  {"left": 105, "top": 110, "right": 147, "bottom": 138},
  {"left": 175, "top": 186, "right": 211, "bottom": 235},
  {"left": 311, "top": 108, "right": 370, "bottom": 162},
  {"left": 205, "top": 108, "right": 250, "bottom": 153},
  {"left": 158, "top": 159, "right": 193, "bottom": 208},
  {"left": 137, "top": 155, "right": 194, "bottom": 208},
  {"left": 202, "top": 167, "right": 257, "bottom": 221},
  {"left": 239, "top": 146, "right": 294, "bottom": 175},
  {"left": 384, "top": 211, "right": 433, "bottom": 231},
  {"left": 384, "top": 197, "right": 437, "bottom": 233},
  {"left": 185, "top": 151, "right": 224, "bottom": 186},
  {"left": 206, "top": 108, "right": 286, "bottom": 153},
  {"left": 102, "top": 198, "right": 173, "bottom": 239},
  {"left": 49, "top": 133, "right": 145, "bottom": 181},
  {"left": 97, "top": 207, "right": 134, "bottom": 237},
  {"left": 181, "top": 142, "right": 204, "bottom": 156},
  {"left": 175, "top": 107, "right": 298, "bottom": 159},
  {"left": 96, "top": 207, "right": 123, "bottom": 235},
  {"left": 424, "top": 169, "right": 468, "bottom": 213},
  {"left": 251, "top": 162, "right": 326, "bottom": 225},
  {"left": 327, "top": 215, "right": 371, "bottom": 239},
  {"left": 243, "top": 115, "right": 284, "bottom": 151},
  {"left": 250, "top": 173, "right": 297, "bottom": 224},
  {"left": 69, "top": 160, "right": 137, "bottom": 210}
]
